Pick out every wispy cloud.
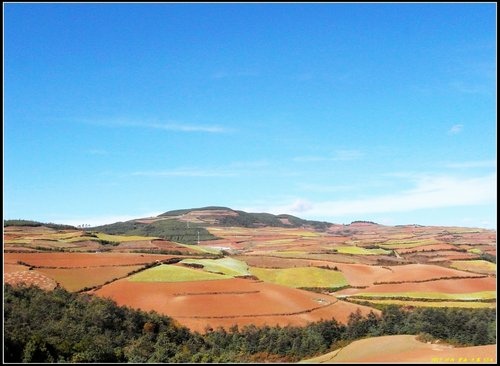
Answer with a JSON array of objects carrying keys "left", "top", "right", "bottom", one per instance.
[
  {"left": 253, "top": 173, "right": 496, "bottom": 218},
  {"left": 448, "top": 124, "right": 463, "bottom": 135},
  {"left": 293, "top": 149, "right": 363, "bottom": 162},
  {"left": 445, "top": 160, "right": 496, "bottom": 169},
  {"left": 82, "top": 118, "right": 230, "bottom": 133},
  {"left": 144, "top": 122, "right": 228, "bottom": 133},
  {"left": 131, "top": 168, "right": 237, "bottom": 178}
]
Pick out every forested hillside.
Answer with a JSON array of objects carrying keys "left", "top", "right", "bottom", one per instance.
[{"left": 4, "top": 284, "right": 495, "bottom": 363}]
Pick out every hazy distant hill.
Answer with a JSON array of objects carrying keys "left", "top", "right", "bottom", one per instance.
[{"left": 3, "top": 219, "right": 77, "bottom": 230}]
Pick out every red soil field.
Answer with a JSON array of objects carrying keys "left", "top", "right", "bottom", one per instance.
[
  {"left": 328, "top": 263, "right": 392, "bottom": 287},
  {"left": 335, "top": 276, "right": 496, "bottom": 297},
  {"left": 4, "top": 246, "right": 38, "bottom": 252},
  {"left": 4, "top": 252, "right": 180, "bottom": 268},
  {"left": 37, "top": 265, "right": 145, "bottom": 292},
  {"left": 4, "top": 270, "right": 58, "bottom": 291},
  {"left": 373, "top": 263, "right": 484, "bottom": 283},
  {"left": 396, "top": 243, "right": 460, "bottom": 254},
  {"left": 4, "top": 225, "right": 57, "bottom": 234},
  {"left": 427, "top": 252, "right": 480, "bottom": 262},
  {"left": 4, "top": 263, "right": 31, "bottom": 273},
  {"left": 109, "top": 239, "right": 202, "bottom": 254},
  {"left": 92, "top": 277, "right": 378, "bottom": 333}
]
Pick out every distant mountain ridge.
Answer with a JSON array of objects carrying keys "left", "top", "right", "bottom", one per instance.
[
  {"left": 158, "top": 206, "right": 332, "bottom": 229},
  {"left": 89, "top": 206, "right": 333, "bottom": 244}
]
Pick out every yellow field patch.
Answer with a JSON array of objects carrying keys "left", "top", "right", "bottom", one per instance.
[{"left": 449, "top": 260, "right": 496, "bottom": 275}]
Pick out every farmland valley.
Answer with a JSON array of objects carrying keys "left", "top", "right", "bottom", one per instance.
[{"left": 3, "top": 207, "right": 497, "bottom": 363}]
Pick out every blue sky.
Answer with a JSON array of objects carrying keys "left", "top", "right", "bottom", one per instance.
[{"left": 4, "top": 3, "right": 497, "bottom": 229}]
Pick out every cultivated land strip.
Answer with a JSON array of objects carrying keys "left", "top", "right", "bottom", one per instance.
[{"left": 174, "top": 298, "right": 339, "bottom": 319}]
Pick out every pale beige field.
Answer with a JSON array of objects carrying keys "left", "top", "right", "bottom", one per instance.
[{"left": 302, "top": 335, "right": 496, "bottom": 363}]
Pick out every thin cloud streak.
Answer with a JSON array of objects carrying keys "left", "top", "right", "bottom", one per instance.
[
  {"left": 131, "top": 168, "right": 237, "bottom": 177},
  {"left": 448, "top": 124, "right": 464, "bottom": 135},
  {"left": 445, "top": 160, "right": 496, "bottom": 169},
  {"left": 260, "top": 173, "right": 496, "bottom": 217},
  {"left": 81, "top": 118, "right": 230, "bottom": 133}
]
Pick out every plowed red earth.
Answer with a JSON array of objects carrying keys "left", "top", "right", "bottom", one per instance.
[
  {"left": 92, "top": 277, "right": 378, "bottom": 333},
  {"left": 4, "top": 252, "right": 179, "bottom": 268},
  {"left": 4, "top": 270, "right": 58, "bottom": 291},
  {"left": 373, "top": 264, "right": 484, "bottom": 283},
  {"left": 335, "top": 277, "right": 496, "bottom": 297}
]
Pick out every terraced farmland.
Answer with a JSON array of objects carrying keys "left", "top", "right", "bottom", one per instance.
[
  {"left": 129, "top": 264, "right": 232, "bottom": 282},
  {"left": 3, "top": 211, "right": 496, "bottom": 352},
  {"left": 250, "top": 266, "right": 348, "bottom": 289}
]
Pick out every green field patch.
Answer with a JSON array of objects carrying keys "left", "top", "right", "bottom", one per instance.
[
  {"left": 351, "top": 299, "right": 496, "bottom": 309},
  {"left": 95, "top": 233, "right": 159, "bottom": 242},
  {"left": 467, "top": 248, "right": 483, "bottom": 255},
  {"left": 179, "top": 257, "right": 251, "bottom": 276},
  {"left": 4, "top": 239, "right": 32, "bottom": 244},
  {"left": 350, "top": 291, "right": 496, "bottom": 301},
  {"left": 35, "top": 232, "right": 80, "bottom": 241},
  {"left": 255, "top": 239, "right": 297, "bottom": 246},
  {"left": 293, "top": 231, "right": 321, "bottom": 237},
  {"left": 335, "top": 246, "right": 391, "bottom": 255},
  {"left": 171, "top": 242, "right": 222, "bottom": 255},
  {"left": 446, "top": 228, "right": 484, "bottom": 234},
  {"left": 450, "top": 260, "right": 496, "bottom": 274},
  {"left": 64, "top": 236, "right": 100, "bottom": 243},
  {"left": 378, "top": 238, "right": 442, "bottom": 249},
  {"left": 128, "top": 264, "right": 230, "bottom": 282},
  {"left": 250, "top": 266, "right": 348, "bottom": 289}
]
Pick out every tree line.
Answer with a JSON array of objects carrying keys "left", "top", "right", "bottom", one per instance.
[{"left": 4, "top": 284, "right": 496, "bottom": 363}]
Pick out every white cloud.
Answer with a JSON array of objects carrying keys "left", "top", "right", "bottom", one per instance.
[
  {"left": 82, "top": 118, "right": 229, "bottom": 133},
  {"left": 146, "top": 122, "right": 228, "bottom": 133},
  {"left": 448, "top": 124, "right": 464, "bottom": 135},
  {"left": 445, "top": 160, "right": 496, "bottom": 169},
  {"left": 131, "top": 168, "right": 237, "bottom": 177},
  {"left": 255, "top": 173, "right": 496, "bottom": 218}
]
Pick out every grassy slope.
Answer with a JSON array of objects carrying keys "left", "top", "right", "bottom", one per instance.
[
  {"left": 179, "top": 257, "right": 251, "bottom": 276},
  {"left": 128, "top": 264, "right": 231, "bottom": 282}
]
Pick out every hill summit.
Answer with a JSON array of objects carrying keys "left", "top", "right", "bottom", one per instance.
[{"left": 89, "top": 206, "right": 332, "bottom": 244}]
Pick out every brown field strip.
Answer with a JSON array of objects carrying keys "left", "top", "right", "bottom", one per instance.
[
  {"left": 4, "top": 252, "right": 182, "bottom": 268},
  {"left": 36, "top": 265, "right": 145, "bottom": 292}
]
